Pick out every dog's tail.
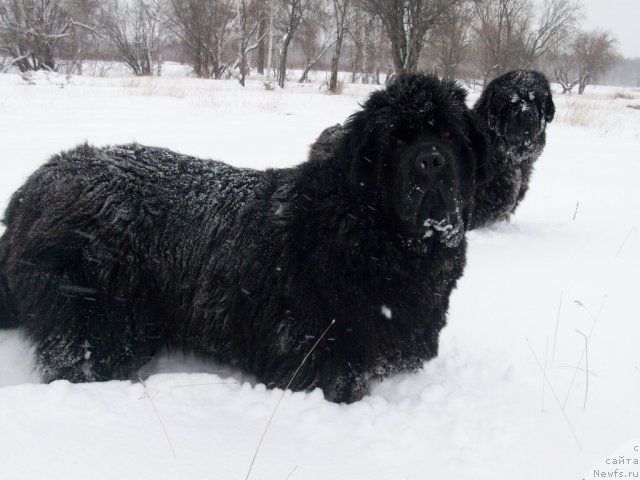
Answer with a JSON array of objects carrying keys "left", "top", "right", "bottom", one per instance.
[{"left": 0, "top": 232, "right": 17, "bottom": 329}]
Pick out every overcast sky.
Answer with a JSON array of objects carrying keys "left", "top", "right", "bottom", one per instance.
[{"left": 581, "top": 0, "right": 640, "bottom": 58}]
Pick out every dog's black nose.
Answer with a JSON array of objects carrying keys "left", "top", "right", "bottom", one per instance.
[
  {"left": 520, "top": 109, "right": 534, "bottom": 122},
  {"left": 416, "top": 151, "right": 446, "bottom": 173}
]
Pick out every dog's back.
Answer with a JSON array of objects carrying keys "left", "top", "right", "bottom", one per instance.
[{"left": 0, "top": 143, "right": 265, "bottom": 381}]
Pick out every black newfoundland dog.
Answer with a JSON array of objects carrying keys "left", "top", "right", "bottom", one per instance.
[
  {"left": 0, "top": 74, "right": 487, "bottom": 403},
  {"left": 470, "top": 70, "right": 555, "bottom": 229}
]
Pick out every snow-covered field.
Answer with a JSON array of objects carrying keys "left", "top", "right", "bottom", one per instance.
[{"left": 0, "top": 71, "right": 638, "bottom": 480}]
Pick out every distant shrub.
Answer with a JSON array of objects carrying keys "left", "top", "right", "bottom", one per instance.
[
  {"left": 559, "top": 98, "right": 604, "bottom": 128},
  {"left": 612, "top": 91, "right": 638, "bottom": 100},
  {"left": 120, "top": 78, "right": 185, "bottom": 99}
]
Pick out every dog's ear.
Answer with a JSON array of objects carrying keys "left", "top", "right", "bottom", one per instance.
[
  {"left": 342, "top": 109, "right": 387, "bottom": 195},
  {"left": 448, "top": 81, "right": 469, "bottom": 106},
  {"left": 465, "top": 111, "right": 492, "bottom": 184},
  {"left": 543, "top": 91, "right": 555, "bottom": 123}
]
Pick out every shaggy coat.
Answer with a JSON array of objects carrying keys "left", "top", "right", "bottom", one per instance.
[
  {"left": 0, "top": 74, "right": 487, "bottom": 403},
  {"left": 470, "top": 70, "right": 555, "bottom": 229}
]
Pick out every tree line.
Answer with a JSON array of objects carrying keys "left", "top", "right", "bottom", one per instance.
[{"left": 0, "top": 0, "right": 628, "bottom": 93}]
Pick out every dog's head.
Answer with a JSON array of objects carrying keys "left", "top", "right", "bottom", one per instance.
[
  {"left": 340, "top": 73, "right": 489, "bottom": 246},
  {"left": 478, "top": 70, "right": 555, "bottom": 145}
]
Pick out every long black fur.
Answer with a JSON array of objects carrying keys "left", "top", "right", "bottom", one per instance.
[
  {"left": 470, "top": 70, "right": 555, "bottom": 229},
  {"left": 0, "top": 73, "right": 487, "bottom": 403},
  {"left": 0, "top": 242, "right": 14, "bottom": 328}
]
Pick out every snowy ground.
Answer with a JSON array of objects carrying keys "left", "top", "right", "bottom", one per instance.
[{"left": 0, "top": 72, "right": 639, "bottom": 480}]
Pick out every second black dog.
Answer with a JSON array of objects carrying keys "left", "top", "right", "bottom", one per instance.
[{"left": 470, "top": 70, "right": 555, "bottom": 229}]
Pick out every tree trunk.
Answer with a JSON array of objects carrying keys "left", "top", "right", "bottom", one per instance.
[
  {"left": 237, "top": 0, "right": 247, "bottom": 86},
  {"left": 256, "top": 13, "right": 267, "bottom": 75},
  {"left": 329, "top": 55, "right": 340, "bottom": 92},
  {"left": 362, "top": 34, "right": 370, "bottom": 83},
  {"left": 578, "top": 72, "right": 590, "bottom": 94},
  {"left": 329, "top": 35, "right": 344, "bottom": 92},
  {"left": 299, "top": 58, "right": 312, "bottom": 82},
  {"left": 277, "top": 32, "right": 293, "bottom": 88},
  {"left": 267, "top": 1, "right": 274, "bottom": 79}
]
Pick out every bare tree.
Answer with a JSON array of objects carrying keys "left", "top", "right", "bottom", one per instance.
[
  {"left": 236, "top": 0, "right": 249, "bottom": 84},
  {"left": 99, "top": 0, "right": 166, "bottom": 76},
  {"left": 296, "top": 0, "right": 333, "bottom": 83},
  {"left": 0, "top": 0, "right": 88, "bottom": 72},
  {"left": 471, "top": 0, "right": 530, "bottom": 82},
  {"left": 549, "top": 28, "right": 618, "bottom": 94},
  {"left": 432, "top": 0, "right": 473, "bottom": 80},
  {"left": 361, "top": 0, "right": 450, "bottom": 74},
  {"left": 348, "top": 2, "right": 385, "bottom": 83},
  {"left": 232, "top": 0, "right": 269, "bottom": 85},
  {"left": 550, "top": 44, "right": 579, "bottom": 93},
  {"left": 253, "top": 0, "right": 268, "bottom": 74},
  {"left": 328, "top": 0, "right": 350, "bottom": 92},
  {"left": 348, "top": 1, "right": 366, "bottom": 82},
  {"left": 65, "top": 0, "right": 100, "bottom": 74},
  {"left": 572, "top": 29, "right": 618, "bottom": 94},
  {"left": 274, "top": 0, "right": 308, "bottom": 87},
  {"left": 266, "top": 0, "right": 275, "bottom": 77},
  {"left": 471, "top": 0, "right": 581, "bottom": 83},
  {"left": 167, "top": 0, "right": 235, "bottom": 78},
  {"left": 361, "top": 9, "right": 388, "bottom": 83},
  {"left": 521, "top": 0, "right": 581, "bottom": 67}
]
